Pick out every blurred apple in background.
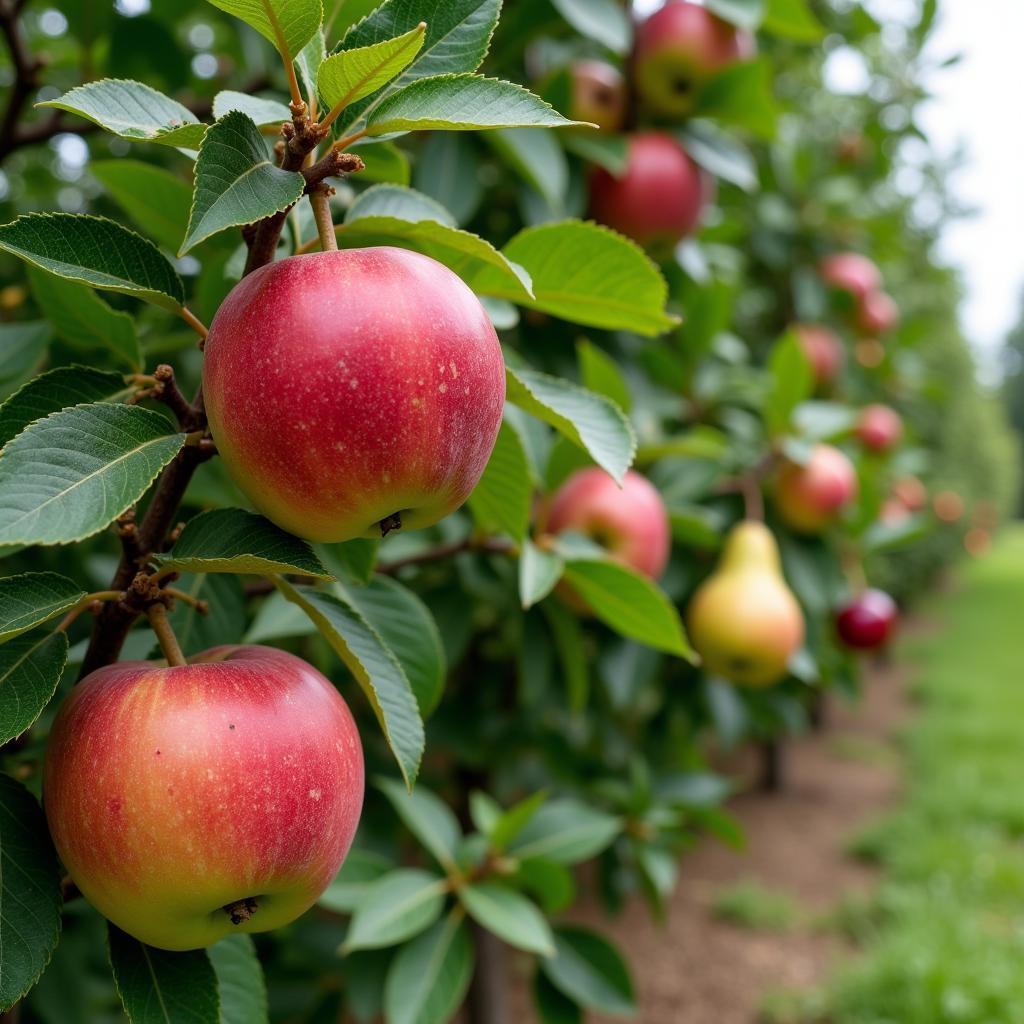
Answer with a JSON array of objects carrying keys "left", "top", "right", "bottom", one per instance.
[
  {"left": 836, "top": 589, "right": 899, "bottom": 650},
  {"left": 856, "top": 403, "right": 903, "bottom": 453},
  {"left": 775, "top": 444, "right": 859, "bottom": 534}
]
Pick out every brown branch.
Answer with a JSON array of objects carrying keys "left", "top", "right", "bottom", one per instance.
[
  {"left": 377, "top": 537, "right": 516, "bottom": 576},
  {"left": 0, "top": 0, "right": 44, "bottom": 164}
]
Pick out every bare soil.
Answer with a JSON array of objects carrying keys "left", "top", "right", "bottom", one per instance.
[{"left": 507, "top": 654, "right": 913, "bottom": 1023}]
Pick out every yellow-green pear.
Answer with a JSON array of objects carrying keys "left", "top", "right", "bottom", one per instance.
[{"left": 687, "top": 521, "right": 805, "bottom": 687}]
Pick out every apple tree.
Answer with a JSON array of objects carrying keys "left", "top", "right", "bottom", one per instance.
[{"left": 0, "top": 0, "right": 1017, "bottom": 1022}]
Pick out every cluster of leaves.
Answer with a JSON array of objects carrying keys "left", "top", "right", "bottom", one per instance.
[{"left": 0, "top": 0, "right": 1017, "bottom": 1022}]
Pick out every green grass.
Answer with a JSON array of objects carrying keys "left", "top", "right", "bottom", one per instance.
[
  {"left": 766, "top": 526, "right": 1024, "bottom": 1023},
  {"left": 712, "top": 879, "right": 801, "bottom": 931}
]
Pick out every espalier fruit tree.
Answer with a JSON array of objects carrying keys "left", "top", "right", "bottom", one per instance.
[{"left": 0, "top": 0, "right": 1017, "bottom": 1022}]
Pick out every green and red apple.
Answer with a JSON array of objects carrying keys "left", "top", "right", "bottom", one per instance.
[
  {"left": 44, "top": 645, "right": 364, "bottom": 951},
  {"left": 203, "top": 247, "right": 506, "bottom": 543}
]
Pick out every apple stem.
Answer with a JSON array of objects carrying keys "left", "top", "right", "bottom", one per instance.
[
  {"left": 740, "top": 474, "right": 765, "bottom": 522},
  {"left": 146, "top": 603, "right": 187, "bottom": 667},
  {"left": 309, "top": 186, "right": 339, "bottom": 252},
  {"left": 223, "top": 897, "right": 259, "bottom": 925},
  {"left": 379, "top": 512, "right": 403, "bottom": 537}
]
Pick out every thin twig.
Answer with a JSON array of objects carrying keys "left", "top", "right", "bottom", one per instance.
[
  {"left": 309, "top": 187, "right": 339, "bottom": 251},
  {"left": 54, "top": 591, "right": 124, "bottom": 633},
  {"left": 377, "top": 537, "right": 516, "bottom": 576},
  {"left": 176, "top": 306, "right": 209, "bottom": 344}
]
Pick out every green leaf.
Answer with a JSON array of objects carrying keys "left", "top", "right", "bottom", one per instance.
[
  {"left": 181, "top": 111, "right": 305, "bottom": 254},
  {"left": 343, "top": 869, "right": 447, "bottom": 953},
  {"left": 765, "top": 329, "right": 813, "bottom": 436},
  {"left": 341, "top": 576, "right": 445, "bottom": 717},
  {"left": 377, "top": 777, "right": 461, "bottom": 872},
  {"left": 0, "top": 572, "right": 84, "bottom": 643},
  {"left": 505, "top": 366, "right": 636, "bottom": 484},
  {"left": 38, "top": 79, "right": 207, "bottom": 148},
  {"left": 366, "top": 75, "right": 579, "bottom": 136},
  {"left": 318, "top": 24, "right": 425, "bottom": 112},
  {"left": 90, "top": 160, "right": 194, "bottom": 252},
  {"left": 541, "top": 598, "right": 589, "bottom": 712},
  {"left": 541, "top": 927, "right": 636, "bottom": 1015},
  {"left": 491, "top": 791, "right": 548, "bottom": 851},
  {"left": 0, "top": 774, "right": 63, "bottom": 1012},
  {"left": 295, "top": 29, "right": 327, "bottom": 103},
  {"left": 563, "top": 558, "right": 691, "bottom": 658},
  {"left": 577, "top": 340, "right": 631, "bottom": 413},
  {"left": 0, "top": 631, "right": 68, "bottom": 746},
  {"left": 318, "top": 848, "right": 393, "bottom": 913},
  {"left": 696, "top": 58, "right": 780, "bottom": 139},
  {"left": 343, "top": 185, "right": 532, "bottom": 300},
  {"left": 209, "top": 935, "right": 268, "bottom": 1024},
  {"left": 705, "top": 0, "right": 765, "bottom": 30},
  {"left": 167, "top": 573, "right": 247, "bottom": 657},
  {"left": 550, "top": 0, "right": 631, "bottom": 53},
  {"left": 0, "top": 364, "right": 120, "bottom": 452},
  {"left": 204, "top": 0, "right": 322, "bottom": 58},
  {"left": 763, "top": 0, "right": 824, "bottom": 41},
  {"left": 154, "top": 508, "right": 331, "bottom": 578},
  {"left": 0, "top": 322, "right": 50, "bottom": 402},
  {"left": 485, "top": 128, "right": 568, "bottom": 209},
  {"left": 0, "top": 214, "right": 185, "bottom": 311},
  {"left": 468, "top": 420, "right": 532, "bottom": 541},
  {"left": 413, "top": 133, "right": 484, "bottom": 224},
  {"left": 517, "top": 858, "right": 575, "bottom": 915},
  {"left": 678, "top": 121, "right": 758, "bottom": 192},
  {"left": 26, "top": 267, "right": 141, "bottom": 370},
  {"left": 383, "top": 911, "right": 474, "bottom": 1024},
  {"left": 211, "top": 91, "right": 292, "bottom": 128},
  {"left": 472, "top": 221, "right": 677, "bottom": 336},
  {"left": 273, "top": 579, "right": 424, "bottom": 788},
  {"left": 108, "top": 925, "right": 219, "bottom": 1023},
  {"left": 460, "top": 884, "right": 555, "bottom": 957},
  {"left": 0, "top": 403, "right": 186, "bottom": 547},
  {"left": 355, "top": 141, "right": 411, "bottom": 185},
  {"left": 508, "top": 799, "right": 621, "bottom": 865},
  {"left": 561, "top": 132, "right": 629, "bottom": 175},
  {"left": 335, "top": 0, "right": 501, "bottom": 132},
  {"left": 519, "top": 540, "right": 563, "bottom": 609},
  {"left": 534, "top": 972, "right": 582, "bottom": 1024}
]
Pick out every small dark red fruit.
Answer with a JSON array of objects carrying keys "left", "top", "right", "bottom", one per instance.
[{"left": 836, "top": 589, "right": 898, "bottom": 650}]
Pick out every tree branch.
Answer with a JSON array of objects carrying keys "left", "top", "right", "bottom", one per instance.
[{"left": 0, "top": 0, "right": 43, "bottom": 164}]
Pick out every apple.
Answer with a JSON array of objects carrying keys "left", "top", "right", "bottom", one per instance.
[
  {"left": 836, "top": 589, "right": 898, "bottom": 650},
  {"left": 589, "top": 132, "right": 712, "bottom": 255},
  {"left": 43, "top": 645, "right": 364, "bottom": 951},
  {"left": 892, "top": 475, "right": 927, "bottom": 512},
  {"left": 857, "top": 290, "right": 899, "bottom": 335},
  {"left": 203, "top": 248, "right": 506, "bottom": 543},
  {"left": 546, "top": 467, "right": 670, "bottom": 580},
  {"left": 774, "top": 444, "right": 858, "bottom": 534},
  {"left": 633, "top": 0, "right": 755, "bottom": 118},
  {"left": 856, "top": 404, "right": 903, "bottom": 453},
  {"left": 879, "top": 498, "right": 911, "bottom": 527},
  {"left": 567, "top": 59, "right": 627, "bottom": 133},
  {"left": 819, "top": 252, "right": 882, "bottom": 303},
  {"left": 934, "top": 489, "right": 965, "bottom": 523},
  {"left": 794, "top": 324, "right": 844, "bottom": 391}
]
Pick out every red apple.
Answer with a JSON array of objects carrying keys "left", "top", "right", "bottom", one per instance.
[
  {"left": 836, "top": 589, "right": 898, "bottom": 650},
  {"left": 891, "top": 475, "right": 927, "bottom": 512},
  {"left": 856, "top": 404, "right": 903, "bottom": 453},
  {"left": 879, "top": 498, "right": 911, "bottom": 527},
  {"left": 589, "top": 132, "right": 712, "bottom": 255},
  {"left": 44, "top": 645, "right": 364, "bottom": 951},
  {"left": 634, "top": 0, "right": 755, "bottom": 118},
  {"left": 546, "top": 468, "right": 670, "bottom": 580},
  {"left": 857, "top": 290, "right": 899, "bottom": 335},
  {"left": 794, "top": 324, "right": 844, "bottom": 391},
  {"left": 567, "top": 59, "right": 627, "bottom": 133},
  {"left": 819, "top": 252, "right": 882, "bottom": 302},
  {"left": 203, "top": 248, "right": 506, "bottom": 542},
  {"left": 775, "top": 444, "right": 858, "bottom": 534}
]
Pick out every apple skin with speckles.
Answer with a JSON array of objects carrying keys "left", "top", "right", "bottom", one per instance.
[
  {"left": 546, "top": 468, "right": 671, "bottom": 580},
  {"left": 202, "top": 248, "right": 506, "bottom": 542},
  {"left": 43, "top": 645, "right": 364, "bottom": 951}
]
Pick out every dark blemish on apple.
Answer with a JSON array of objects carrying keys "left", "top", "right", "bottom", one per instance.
[
  {"left": 229, "top": 723, "right": 235, "bottom": 730},
  {"left": 155, "top": 749, "right": 161, "bottom": 756},
  {"left": 672, "top": 77, "right": 693, "bottom": 95}
]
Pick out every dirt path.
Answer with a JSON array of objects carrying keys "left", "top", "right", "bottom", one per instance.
[{"left": 510, "top": 653, "right": 913, "bottom": 1023}]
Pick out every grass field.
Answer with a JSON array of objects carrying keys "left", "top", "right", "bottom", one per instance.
[{"left": 770, "top": 526, "right": 1024, "bottom": 1023}]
